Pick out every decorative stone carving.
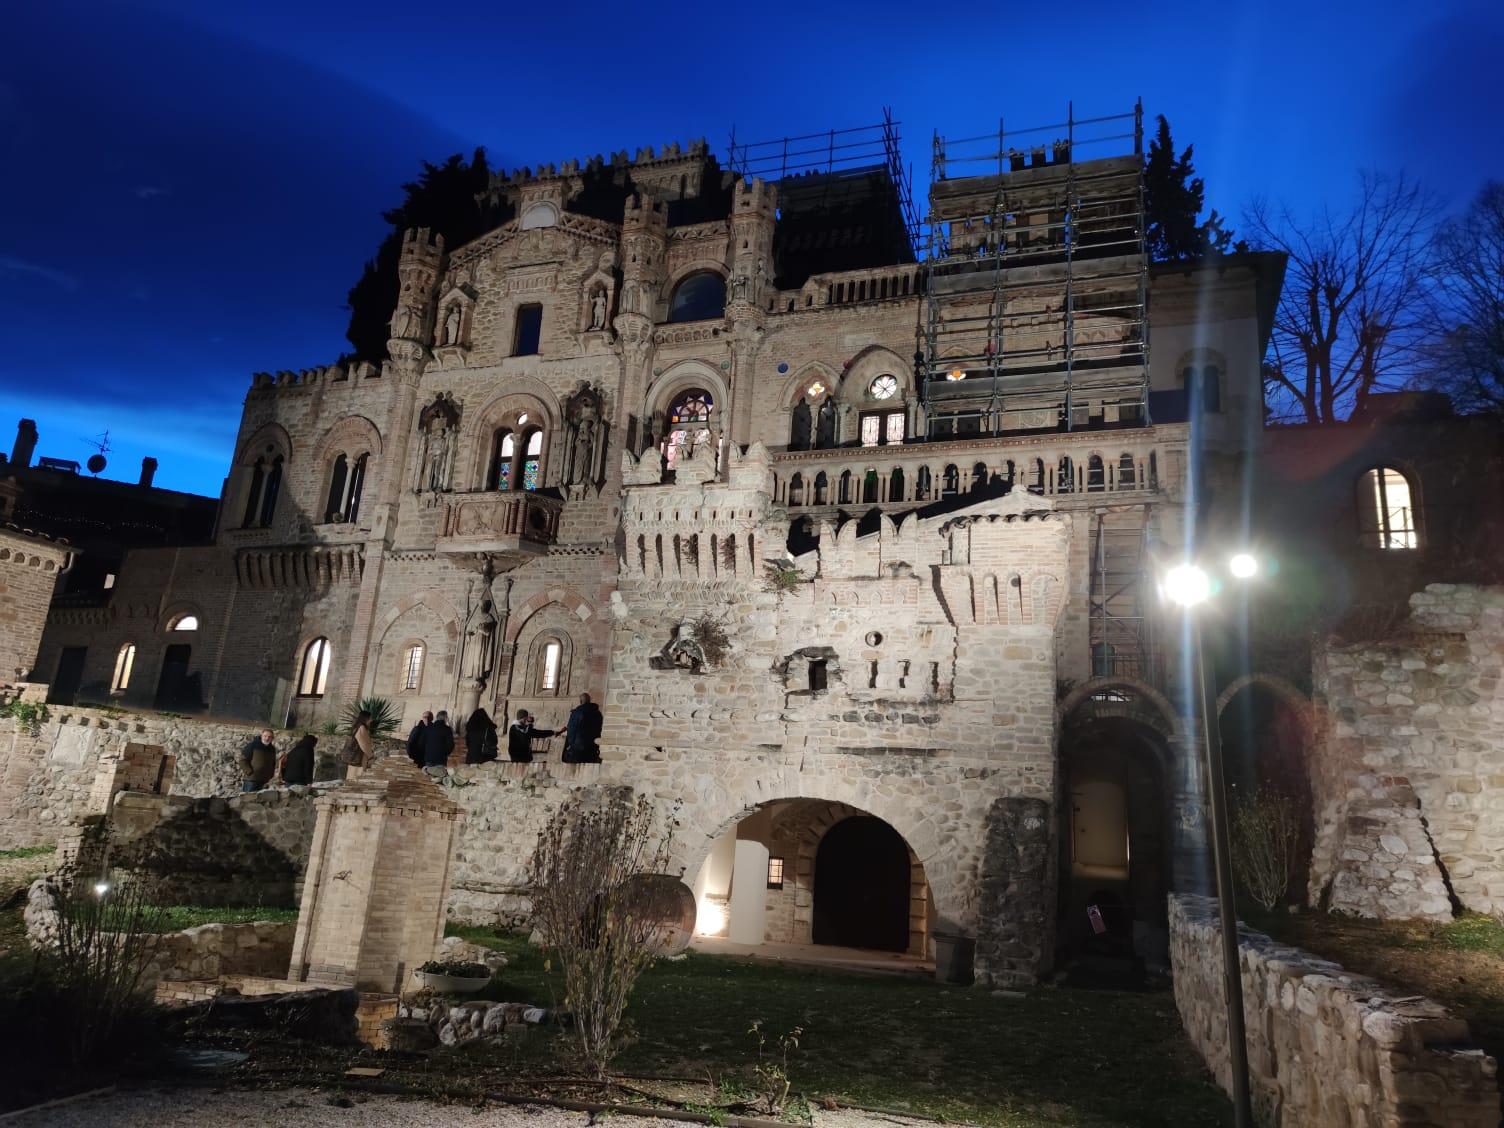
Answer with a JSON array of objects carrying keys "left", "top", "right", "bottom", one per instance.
[
  {"left": 590, "top": 289, "right": 608, "bottom": 330},
  {"left": 415, "top": 393, "right": 461, "bottom": 493},
  {"left": 441, "top": 302, "right": 463, "bottom": 345},
  {"left": 564, "top": 385, "right": 604, "bottom": 486}
]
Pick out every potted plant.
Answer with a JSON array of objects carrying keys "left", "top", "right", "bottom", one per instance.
[{"left": 414, "top": 959, "right": 491, "bottom": 994}]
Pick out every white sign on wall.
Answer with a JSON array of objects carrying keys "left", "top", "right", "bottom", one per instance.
[{"left": 49, "top": 725, "right": 95, "bottom": 768}]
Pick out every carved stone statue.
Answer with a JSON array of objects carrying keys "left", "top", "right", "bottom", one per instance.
[
  {"left": 442, "top": 303, "right": 463, "bottom": 345},
  {"left": 415, "top": 393, "right": 461, "bottom": 493},
  {"left": 571, "top": 416, "right": 596, "bottom": 484},
  {"left": 589, "top": 289, "right": 608, "bottom": 330},
  {"left": 461, "top": 597, "right": 499, "bottom": 683},
  {"left": 392, "top": 305, "right": 416, "bottom": 340}
]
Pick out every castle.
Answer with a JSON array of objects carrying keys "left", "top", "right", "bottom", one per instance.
[{"left": 17, "top": 107, "right": 1401, "bottom": 983}]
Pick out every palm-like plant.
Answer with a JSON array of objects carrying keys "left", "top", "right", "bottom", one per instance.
[{"left": 342, "top": 696, "right": 401, "bottom": 738}]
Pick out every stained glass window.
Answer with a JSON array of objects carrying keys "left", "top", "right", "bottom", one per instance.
[
  {"left": 869, "top": 374, "right": 899, "bottom": 400},
  {"left": 664, "top": 390, "right": 714, "bottom": 469},
  {"left": 493, "top": 433, "right": 514, "bottom": 490},
  {"left": 522, "top": 431, "right": 543, "bottom": 490}
]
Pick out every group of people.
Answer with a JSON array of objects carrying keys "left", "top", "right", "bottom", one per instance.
[
  {"left": 405, "top": 693, "right": 604, "bottom": 772},
  {"left": 238, "top": 708, "right": 377, "bottom": 791},
  {"left": 238, "top": 695, "right": 603, "bottom": 791}
]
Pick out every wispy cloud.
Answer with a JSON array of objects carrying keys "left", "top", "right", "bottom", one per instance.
[
  {"left": 133, "top": 185, "right": 168, "bottom": 199},
  {"left": 0, "top": 254, "right": 79, "bottom": 291}
]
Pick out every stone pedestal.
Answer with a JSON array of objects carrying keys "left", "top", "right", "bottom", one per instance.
[{"left": 287, "top": 755, "right": 462, "bottom": 994}]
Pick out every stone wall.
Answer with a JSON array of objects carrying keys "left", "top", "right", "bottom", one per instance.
[
  {"left": 0, "top": 524, "right": 70, "bottom": 680},
  {"left": 107, "top": 788, "right": 318, "bottom": 907},
  {"left": 1308, "top": 584, "right": 1504, "bottom": 920},
  {"left": 1169, "top": 894, "right": 1499, "bottom": 1127}
]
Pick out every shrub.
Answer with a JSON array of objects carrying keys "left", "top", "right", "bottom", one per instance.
[
  {"left": 527, "top": 790, "right": 681, "bottom": 1079},
  {"left": 417, "top": 959, "right": 489, "bottom": 978},
  {"left": 39, "top": 874, "right": 168, "bottom": 1067},
  {"left": 1230, "top": 789, "right": 1302, "bottom": 912},
  {"left": 342, "top": 695, "right": 401, "bottom": 737},
  {"left": 690, "top": 615, "right": 731, "bottom": 668}
]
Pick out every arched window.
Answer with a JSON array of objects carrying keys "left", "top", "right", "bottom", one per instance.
[
  {"left": 889, "top": 467, "right": 905, "bottom": 501},
  {"left": 1358, "top": 467, "right": 1418, "bottom": 549},
  {"left": 1118, "top": 453, "right": 1137, "bottom": 488},
  {"left": 915, "top": 466, "right": 932, "bottom": 500},
  {"left": 789, "top": 472, "right": 804, "bottom": 506},
  {"left": 1087, "top": 455, "right": 1106, "bottom": 491},
  {"left": 1182, "top": 365, "right": 1222, "bottom": 413},
  {"left": 298, "top": 637, "right": 332, "bottom": 698},
  {"left": 346, "top": 454, "right": 368, "bottom": 523},
  {"left": 942, "top": 464, "right": 959, "bottom": 497},
  {"left": 813, "top": 471, "right": 829, "bottom": 505},
  {"left": 168, "top": 613, "right": 199, "bottom": 632},
  {"left": 539, "top": 639, "right": 563, "bottom": 693},
  {"left": 324, "top": 454, "right": 348, "bottom": 523},
  {"left": 402, "top": 643, "right": 425, "bottom": 691},
  {"left": 667, "top": 272, "right": 726, "bottom": 322},
  {"left": 241, "top": 458, "right": 266, "bottom": 528},
  {"left": 111, "top": 644, "right": 136, "bottom": 692},
  {"left": 258, "top": 456, "right": 283, "bottom": 527},
  {"left": 862, "top": 469, "right": 879, "bottom": 503},
  {"left": 491, "top": 431, "right": 515, "bottom": 490},
  {"left": 662, "top": 389, "right": 713, "bottom": 469},
  {"left": 1057, "top": 456, "right": 1075, "bottom": 494},
  {"left": 521, "top": 429, "right": 544, "bottom": 491},
  {"left": 838, "top": 470, "right": 853, "bottom": 504},
  {"left": 972, "top": 462, "right": 988, "bottom": 491}
]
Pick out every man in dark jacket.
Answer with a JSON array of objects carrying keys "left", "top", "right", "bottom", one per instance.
[
  {"left": 507, "top": 710, "right": 555, "bottom": 763},
  {"left": 279, "top": 734, "right": 317, "bottom": 786},
  {"left": 422, "top": 710, "right": 454, "bottom": 776},
  {"left": 406, "top": 711, "right": 433, "bottom": 767},
  {"left": 562, "top": 693, "right": 603, "bottom": 764},
  {"left": 464, "top": 708, "right": 499, "bottom": 765},
  {"left": 241, "top": 729, "right": 277, "bottom": 792}
]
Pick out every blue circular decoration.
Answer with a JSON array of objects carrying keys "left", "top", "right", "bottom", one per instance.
[
  {"left": 720, "top": 360, "right": 731, "bottom": 371},
  {"left": 777, "top": 362, "right": 789, "bottom": 374}
]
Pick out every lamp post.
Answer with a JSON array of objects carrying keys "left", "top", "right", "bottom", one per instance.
[{"left": 1163, "top": 557, "right": 1255, "bottom": 1128}]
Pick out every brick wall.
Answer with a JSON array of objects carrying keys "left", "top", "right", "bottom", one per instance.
[{"left": 0, "top": 526, "right": 69, "bottom": 679}]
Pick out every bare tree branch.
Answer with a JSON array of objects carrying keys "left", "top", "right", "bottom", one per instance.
[{"left": 1422, "top": 181, "right": 1504, "bottom": 412}]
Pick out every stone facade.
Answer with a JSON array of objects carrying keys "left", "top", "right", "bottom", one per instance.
[
  {"left": 0, "top": 522, "right": 70, "bottom": 682},
  {"left": 1308, "top": 584, "right": 1504, "bottom": 920},
  {"left": 1170, "top": 894, "right": 1499, "bottom": 1127}
]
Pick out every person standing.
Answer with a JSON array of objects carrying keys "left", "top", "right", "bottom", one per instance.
[
  {"left": 507, "top": 710, "right": 555, "bottom": 763},
  {"left": 279, "top": 733, "right": 317, "bottom": 786},
  {"left": 465, "top": 707, "right": 499, "bottom": 765},
  {"left": 406, "top": 711, "right": 432, "bottom": 767},
  {"left": 562, "top": 693, "right": 603, "bottom": 764},
  {"left": 422, "top": 709, "right": 455, "bottom": 777},
  {"left": 241, "top": 728, "right": 277, "bottom": 792},
  {"left": 341, "top": 710, "right": 374, "bottom": 779}
]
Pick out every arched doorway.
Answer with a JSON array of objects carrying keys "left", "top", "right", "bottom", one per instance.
[
  {"left": 1056, "top": 685, "right": 1175, "bottom": 969},
  {"left": 812, "top": 816, "right": 911, "bottom": 952},
  {"left": 689, "top": 799, "right": 931, "bottom": 961}
]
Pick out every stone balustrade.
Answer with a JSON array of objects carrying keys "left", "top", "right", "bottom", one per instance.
[
  {"left": 1169, "top": 894, "right": 1499, "bottom": 1127},
  {"left": 770, "top": 428, "right": 1179, "bottom": 509},
  {"left": 435, "top": 489, "right": 562, "bottom": 562}
]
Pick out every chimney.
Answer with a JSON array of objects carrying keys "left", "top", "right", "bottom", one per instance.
[
  {"left": 11, "top": 419, "right": 37, "bottom": 469},
  {"left": 139, "top": 456, "right": 159, "bottom": 488}
]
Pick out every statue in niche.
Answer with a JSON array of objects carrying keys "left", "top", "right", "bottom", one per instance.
[
  {"left": 460, "top": 595, "right": 499, "bottom": 683},
  {"left": 415, "top": 393, "right": 461, "bottom": 493},
  {"left": 815, "top": 397, "right": 837, "bottom": 449},
  {"left": 392, "top": 304, "right": 417, "bottom": 340},
  {"left": 589, "top": 289, "right": 608, "bottom": 330},
  {"left": 442, "top": 302, "right": 463, "bottom": 345},
  {"left": 572, "top": 415, "right": 597, "bottom": 484},
  {"left": 790, "top": 398, "right": 812, "bottom": 451}
]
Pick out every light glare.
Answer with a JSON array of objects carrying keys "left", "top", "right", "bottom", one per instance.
[
  {"left": 1164, "top": 563, "right": 1211, "bottom": 607},
  {"left": 93, "top": 882, "right": 109, "bottom": 896},
  {"left": 1229, "top": 553, "right": 1258, "bottom": 579},
  {"left": 694, "top": 898, "right": 727, "bottom": 936}
]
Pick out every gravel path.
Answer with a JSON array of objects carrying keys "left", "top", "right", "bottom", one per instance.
[{"left": 6, "top": 1086, "right": 957, "bottom": 1128}]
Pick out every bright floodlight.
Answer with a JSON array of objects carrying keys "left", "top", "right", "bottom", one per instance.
[
  {"left": 1229, "top": 553, "right": 1258, "bottom": 579},
  {"left": 93, "top": 882, "right": 109, "bottom": 897},
  {"left": 1164, "top": 563, "right": 1211, "bottom": 607}
]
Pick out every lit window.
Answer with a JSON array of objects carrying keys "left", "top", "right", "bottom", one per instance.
[
  {"left": 946, "top": 369, "right": 966, "bottom": 381},
  {"left": 111, "top": 644, "right": 136, "bottom": 692},
  {"left": 806, "top": 381, "right": 826, "bottom": 399},
  {"left": 663, "top": 389, "right": 714, "bottom": 469},
  {"left": 517, "top": 412, "right": 529, "bottom": 427},
  {"left": 869, "top": 374, "right": 899, "bottom": 400},
  {"left": 103, "top": 573, "right": 115, "bottom": 590},
  {"left": 767, "top": 857, "right": 785, "bottom": 889},
  {"left": 522, "top": 430, "right": 543, "bottom": 491},
  {"left": 168, "top": 614, "right": 199, "bottom": 632},
  {"left": 540, "top": 640, "right": 562, "bottom": 692},
  {"left": 860, "top": 411, "right": 905, "bottom": 448},
  {"left": 298, "top": 637, "right": 332, "bottom": 697},
  {"left": 884, "top": 411, "right": 905, "bottom": 444},
  {"left": 861, "top": 415, "right": 881, "bottom": 447},
  {"left": 1359, "top": 467, "right": 1418, "bottom": 549},
  {"left": 403, "top": 644, "right": 424, "bottom": 691},
  {"left": 493, "top": 432, "right": 515, "bottom": 490}
]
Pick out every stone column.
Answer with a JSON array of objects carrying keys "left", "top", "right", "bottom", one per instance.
[{"left": 287, "top": 756, "right": 462, "bottom": 994}]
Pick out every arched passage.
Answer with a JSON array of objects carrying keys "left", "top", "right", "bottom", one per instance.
[{"left": 690, "top": 798, "right": 932, "bottom": 961}]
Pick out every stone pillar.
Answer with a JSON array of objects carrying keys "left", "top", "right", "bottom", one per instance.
[
  {"left": 972, "top": 796, "right": 1052, "bottom": 987},
  {"left": 287, "top": 756, "right": 462, "bottom": 994}
]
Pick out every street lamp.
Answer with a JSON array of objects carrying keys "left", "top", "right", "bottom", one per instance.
[{"left": 1164, "top": 554, "right": 1257, "bottom": 1128}]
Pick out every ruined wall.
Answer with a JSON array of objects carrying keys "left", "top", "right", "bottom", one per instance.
[
  {"left": 1170, "top": 894, "right": 1499, "bottom": 1127},
  {"left": 108, "top": 789, "right": 318, "bottom": 907},
  {"left": 1308, "top": 584, "right": 1504, "bottom": 920}
]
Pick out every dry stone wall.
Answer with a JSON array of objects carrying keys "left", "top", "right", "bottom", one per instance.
[
  {"left": 1170, "top": 894, "right": 1499, "bottom": 1127},
  {"left": 1309, "top": 584, "right": 1504, "bottom": 920}
]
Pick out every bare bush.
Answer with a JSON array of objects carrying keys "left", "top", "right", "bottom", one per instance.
[
  {"left": 1230, "top": 790, "right": 1303, "bottom": 912},
  {"left": 41, "top": 873, "right": 168, "bottom": 1066},
  {"left": 527, "top": 790, "right": 681, "bottom": 1078}
]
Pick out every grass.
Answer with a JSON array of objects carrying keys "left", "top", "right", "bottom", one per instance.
[
  {"left": 154, "top": 904, "right": 299, "bottom": 931},
  {"left": 442, "top": 926, "right": 1230, "bottom": 1127},
  {"left": 0, "top": 844, "right": 56, "bottom": 860}
]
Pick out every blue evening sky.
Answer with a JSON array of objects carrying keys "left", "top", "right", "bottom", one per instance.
[{"left": 1, "top": 0, "right": 1499, "bottom": 495}]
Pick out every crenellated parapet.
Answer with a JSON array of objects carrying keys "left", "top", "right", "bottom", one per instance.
[{"left": 248, "top": 360, "right": 381, "bottom": 394}]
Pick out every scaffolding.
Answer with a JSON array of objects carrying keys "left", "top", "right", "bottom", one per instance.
[
  {"left": 918, "top": 102, "right": 1150, "bottom": 438},
  {"left": 1088, "top": 504, "right": 1160, "bottom": 685}
]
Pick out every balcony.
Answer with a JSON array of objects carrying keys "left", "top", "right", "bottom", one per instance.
[{"left": 435, "top": 490, "right": 561, "bottom": 567}]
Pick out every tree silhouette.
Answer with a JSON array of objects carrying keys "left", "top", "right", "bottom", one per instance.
[
  {"left": 344, "top": 149, "right": 502, "bottom": 362},
  {"left": 1424, "top": 181, "right": 1504, "bottom": 413},
  {"left": 1143, "top": 115, "right": 1235, "bottom": 262}
]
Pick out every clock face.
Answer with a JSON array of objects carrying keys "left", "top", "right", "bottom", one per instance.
[{"left": 869, "top": 375, "right": 899, "bottom": 400}]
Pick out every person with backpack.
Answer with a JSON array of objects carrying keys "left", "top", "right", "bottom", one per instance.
[{"left": 422, "top": 709, "right": 455, "bottom": 777}]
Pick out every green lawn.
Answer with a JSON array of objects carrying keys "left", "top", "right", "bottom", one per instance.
[
  {"left": 154, "top": 904, "right": 299, "bottom": 931},
  {"left": 0, "top": 844, "right": 56, "bottom": 860},
  {"left": 446, "top": 928, "right": 1231, "bottom": 1127}
]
